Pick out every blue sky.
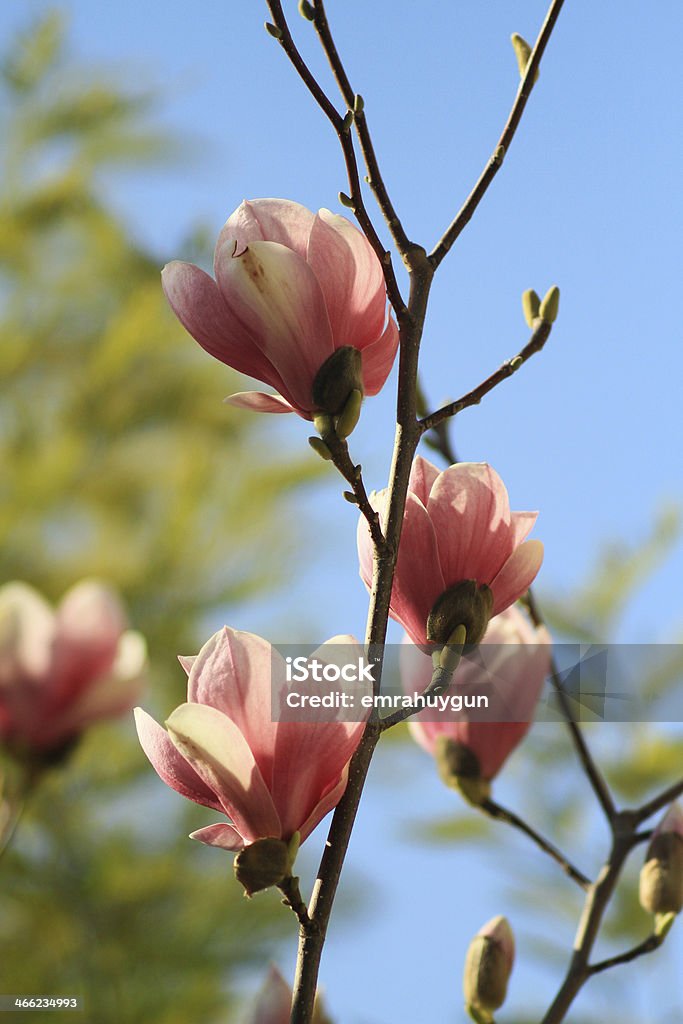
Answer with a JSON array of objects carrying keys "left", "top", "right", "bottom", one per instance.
[{"left": 3, "top": 1, "right": 683, "bottom": 1021}]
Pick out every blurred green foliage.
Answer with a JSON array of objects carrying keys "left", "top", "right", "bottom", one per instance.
[{"left": 0, "top": 12, "right": 320, "bottom": 1022}]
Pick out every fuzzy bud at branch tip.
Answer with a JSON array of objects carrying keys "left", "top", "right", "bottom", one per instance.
[
  {"left": 308, "top": 436, "right": 333, "bottom": 462},
  {"left": 335, "top": 388, "right": 363, "bottom": 439},
  {"left": 511, "top": 33, "right": 539, "bottom": 83},
  {"left": 639, "top": 802, "right": 683, "bottom": 916},
  {"left": 434, "top": 737, "right": 491, "bottom": 806},
  {"left": 234, "top": 837, "right": 291, "bottom": 897},
  {"left": 540, "top": 286, "right": 560, "bottom": 324},
  {"left": 522, "top": 288, "right": 541, "bottom": 328},
  {"left": 311, "top": 345, "right": 364, "bottom": 417},
  {"left": 298, "top": 0, "right": 316, "bottom": 21},
  {"left": 464, "top": 915, "right": 515, "bottom": 1019},
  {"left": 427, "top": 580, "right": 493, "bottom": 648}
]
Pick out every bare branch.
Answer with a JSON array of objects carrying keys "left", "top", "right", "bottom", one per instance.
[
  {"left": 430, "top": 0, "right": 567, "bottom": 269},
  {"left": 420, "top": 319, "right": 552, "bottom": 433}
]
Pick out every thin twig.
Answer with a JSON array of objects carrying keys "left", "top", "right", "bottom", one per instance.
[
  {"left": 310, "top": 0, "right": 413, "bottom": 260},
  {"left": 588, "top": 932, "right": 666, "bottom": 976},
  {"left": 321, "top": 430, "right": 385, "bottom": 549},
  {"left": 264, "top": 1, "right": 407, "bottom": 318},
  {"left": 633, "top": 776, "right": 683, "bottom": 825},
  {"left": 419, "top": 319, "right": 552, "bottom": 432},
  {"left": 430, "top": 0, "right": 567, "bottom": 269},
  {"left": 278, "top": 875, "right": 313, "bottom": 930},
  {"left": 481, "top": 797, "right": 590, "bottom": 889},
  {"left": 526, "top": 589, "right": 617, "bottom": 823}
]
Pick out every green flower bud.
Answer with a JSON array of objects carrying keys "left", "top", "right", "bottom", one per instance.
[
  {"left": 313, "top": 413, "right": 334, "bottom": 437},
  {"left": 298, "top": 0, "right": 316, "bottom": 21},
  {"left": 539, "top": 285, "right": 560, "bottom": 324},
  {"left": 353, "top": 93, "right": 365, "bottom": 115},
  {"left": 335, "top": 388, "right": 363, "bottom": 439},
  {"left": 464, "top": 915, "right": 515, "bottom": 1019},
  {"left": 311, "top": 345, "right": 364, "bottom": 416},
  {"left": 427, "top": 580, "right": 494, "bottom": 647},
  {"left": 338, "top": 191, "right": 355, "bottom": 210},
  {"left": 522, "top": 288, "right": 541, "bottom": 328},
  {"left": 234, "top": 837, "right": 290, "bottom": 897},
  {"left": 341, "top": 110, "right": 354, "bottom": 133},
  {"left": 434, "top": 737, "right": 491, "bottom": 806},
  {"left": 265, "top": 22, "right": 283, "bottom": 39},
  {"left": 308, "top": 436, "right": 333, "bottom": 462},
  {"left": 639, "top": 806, "right": 683, "bottom": 916},
  {"left": 511, "top": 33, "right": 539, "bottom": 83}
]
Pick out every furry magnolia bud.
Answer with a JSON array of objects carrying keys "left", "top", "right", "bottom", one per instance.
[
  {"left": 539, "top": 285, "right": 560, "bottom": 324},
  {"left": 464, "top": 915, "right": 515, "bottom": 1019},
  {"left": 511, "top": 33, "right": 539, "bottom": 83},
  {"left": 311, "top": 345, "right": 364, "bottom": 416},
  {"left": 522, "top": 288, "right": 541, "bottom": 328},
  {"left": 427, "top": 580, "right": 494, "bottom": 647},
  {"left": 234, "top": 837, "right": 291, "bottom": 897},
  {"left": 434, "top": 736, "right": 491, "bottom": 806},
  {"left": 639, "top": 803, "right": 683, "bottom": 915}
]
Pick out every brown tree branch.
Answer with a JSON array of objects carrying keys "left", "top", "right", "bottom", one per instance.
[
  {"left": 309, "top": 0, "right": 413, "bottom": 260},
  {"left": 264, "top": 1, "right": 407, "bottom": 318},
  {"left": 481, "top": 797, "right": 590, "bottom": 889},
  {"left": 419, "top": 319, "right": 552, "bottom": 432},
  {"left": 430, "top": 0, "right": 567, "bottom": 270}
]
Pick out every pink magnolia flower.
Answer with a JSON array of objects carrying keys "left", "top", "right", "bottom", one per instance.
[
  {"left": 135, "top": 626, "right": 368, "bottom": 852},
  {"left": 358, "top": 456, "right": 544, "bottom": 647},
  {"left": 0, "top": 580, "right": 146, "bottom": 758},
  {"left": 162, "top": 198, "right": 399, "bottom": 419},
  {"left": 402, "top": 606, "right": 551, "bottom": 781}
]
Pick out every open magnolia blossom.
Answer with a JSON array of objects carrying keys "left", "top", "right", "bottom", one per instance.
[
  {"left": 0, "top": 580, "right": 146, "bottom": 758},
  {"left": 402, "top": 606, "right": 551, "bottom": 790},
  {"left": 358, "top": 456, "right": 544, "bottom": 648},
  {"left": 135, "top": 626, "right": 368, "bottom": 854},
  {"left": 162, "top": 198, "right": 399, "bottom": 419}
]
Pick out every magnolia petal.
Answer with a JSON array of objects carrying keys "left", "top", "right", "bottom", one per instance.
[
  {"left": 187, "top": 627, "right": 279, "bottom": 788},
  {"left": 217, "top": 198, "right": 316, "bottom": 264},
  {"left": 190, "top": 822, "right": 245, "bottom": 851},
  {"left": 162, "top": 261, "right": 286, "bottom": 389},
  {"left": 249, "top": 965, "right": 293, "bottom": 1024},
  {"left": 178, "top": 654, "right": 196, "bottom": 677},
  {"left": 307, "top": 211, "right": 386, "bottom": 349},
  {"left": 272, "top": 713, "right": 365, "bottom": 840},
  {"left": 51, "top": 631, "right": 147, "bottom": 738},
  {"left": 427, "top": 463, "right": 514, "bottom": 587},
  {"left": 214, "top": 239, "right": 334, "bottom": 409},
  {"left": 360, "top": 315, "right": 399, "bottom": 396},
  {"left": 489, "top": 540, "right": 544, "bottom": 616},
  {"left": 408, "top": 455, "right": 441, "bottom": 508},
  {"left": 297, "top": 766, "right": 349, "bottom": 844},
  {"left": 134, "top": 707, "right": 224, "bottom": 811},
  {"left": 0, "top": 581, "right": 54, "bottom": 683},
  {"left": 390, "top": 493, "right": 445, "bottom": 646},
  {"left": 224, "top": 391, "right": 297, "bottom": 415},
  {"left": 510, "top": 510, "right": 538, "bottom": 546},
  {"left": 166, "top": 702, "right": 281, "bottom": 842}
]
